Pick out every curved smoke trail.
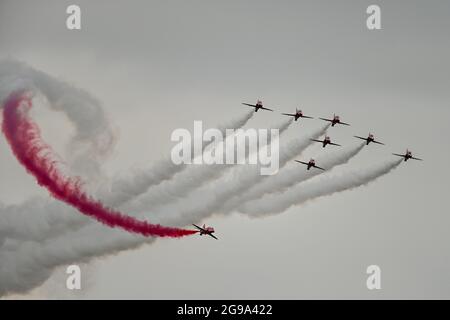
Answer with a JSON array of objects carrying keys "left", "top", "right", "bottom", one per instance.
[
  {"left": 1, "top": 91, "right": 196, "bottom": 238},
  {"left": 122, "top": 117, "right": 294, "bottom": 211},
  {"left": 105, "top": 109, "right": 255, "bottom": 208}
]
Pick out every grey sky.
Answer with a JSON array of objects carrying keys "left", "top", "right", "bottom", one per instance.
[{"left": 0, "top": 0, "right": 449, "bottom": 299}]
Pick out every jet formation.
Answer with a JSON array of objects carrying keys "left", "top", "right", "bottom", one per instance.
[{"left": 193, "top": 99, "right": 423, "bottom": 238}]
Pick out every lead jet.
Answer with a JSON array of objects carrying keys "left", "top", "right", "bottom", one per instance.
[
  {"left": 392, "top": 149, "right": 423, "bottom": 162},
  {"left": 295, "top": 159, "right": 325, "bottom": 171},
  {"left": 242, "top": 100, "right": 274, "bottom": 112},
  {"left": 354, "top": 133, "right": 385, "bottom": 146},
  {"left": 192, "top": 224, "right": 218, "bottom": 240},
  {"left": 319, "top": 114, "right": 350, "bottom": 127},
  {"left": 311, "top": 136, "right": 341, "bottom": 148},
  {"left": 281, "top": 108, "right": 313, "bottom": 121}
]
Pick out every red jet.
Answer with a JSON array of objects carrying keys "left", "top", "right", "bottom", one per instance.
[
  {"left": 242, "top": 100, "right": 274, "bottom": 112},
  {"left": 281, "top": 108, "right": 314, "bottom": 121},
  {"left": 319, "top": 114, "right": 350, "bottom": 127},
  {"left": 311, "top": 136, "right": 341, "bottom": 148},
  {"left": 193, "top": 224, "right": 218, "bottom": 240},
  {"left": 393, "top": 149, "right": 423, "bottom": 162},
  {"left": 354, "top": 133, "right": 385, "bottom": 146},
  {"left": 295, "top": 158, "right": 325, "bottom": 171}
]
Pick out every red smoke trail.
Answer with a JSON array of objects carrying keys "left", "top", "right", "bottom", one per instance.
[{"left": 1, "top": 91, "right": 197, "bottom": 238}]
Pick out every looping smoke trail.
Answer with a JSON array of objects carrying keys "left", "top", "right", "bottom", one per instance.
[
  {"left": 221, "top": 142, "right": 366, "bottom": 213},
  {"left": 239, "top": 158, "right": 403, "bottom": 216},
  {"left": 1, "top": 91, "right": 196, "bottom": 238},
  {"left": 122, "top": 117, "right": 294, "bottom": 211}
]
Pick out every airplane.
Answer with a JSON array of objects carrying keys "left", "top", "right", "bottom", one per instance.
[
  {"left": 281, "top": 108, "right": 313, "bottom": 121},
  {"left": 192, "top": 224, "right": 218, "bottom": 240},
  {"left": 242, "top": 100, "right": 274, "bottom": 112},
  {"left": 295, "top": 159, "right": 325, "bottom": 171},
  {"left": 319, "top": 114, "right": 350, "bottom": 127},
  {"left": 392, "top": 149, "right": 423, "bottom": 162},
  {"left": 354, "top": 133, "right": 385, "bottom": 145},
  {"left": 310, "top": 136, "right": 341, "bottom": 148}
]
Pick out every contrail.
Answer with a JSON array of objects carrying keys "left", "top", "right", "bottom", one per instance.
[
  {"left": 2, "top": 91, "right": 196, "bottom": 238},
  {"left": 220, "top": 142, "right": 366, "bottom": 213},
  {"left": 238, "top": 158, "right": 403, "bottom": 216}
]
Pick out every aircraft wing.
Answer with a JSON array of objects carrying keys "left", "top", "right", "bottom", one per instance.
[
  {"left": 314, "top": 165, "right": 325, "bottom": 171},
  {"left": 281, "top": 113, "right": 296, "bottom": 117},
  {"left": 310, "top": 139, "right": 322, "bottom": 143},
  {"left": 330, "top": 142, "right": 341, "bottom": 146},
  {"left": 392, "top": 153, "right": 405, "bottom": 158},
  {"left": 260, "top": 106, "right": 274, "bottom": 111},
  {"left": 208, "top": 233, "right": 219, "bottom": 240},
  {"left": 302, "top": 115, "right": 314, "bottom": 119},
  {"left": 242, "top": 103, "right": 257, "bottom": 108},
  {"left": 373, "top": 140, "right": 385, "bottom": 145},
  {"left": 295, "top": 160, "right": 309, "bottom": 166},
  {"left": 412, "top": 157, "right": 423, "bottom": 161},
  {"left": 354, "top": 136, "right": 367, "bottom": 141},
  {"left": 192, "top": 224, "right": 206, "bottom": 232},
  {"left": 339, "top": 121, "right": 350, "bottom": 126},
  {"left": 319, "top": 117, "right": 333, "bottom": 122}
]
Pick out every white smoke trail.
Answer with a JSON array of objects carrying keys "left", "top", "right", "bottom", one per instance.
[
  {"left": 0, "top": 114, "right": 260, "bottom": 245},
  {"left": 220, "top": 142, "right": 366, "bottom": 213},
  {"left": 0, "top": 199, "right": 88, "bottom": 242},
  {"left": 238, "top": 158, "right": 403, "bottom": 216}
]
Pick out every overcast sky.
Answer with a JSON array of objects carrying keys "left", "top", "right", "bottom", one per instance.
[{"left": 1, "top": 0, "right": 450, "bottom": 299}]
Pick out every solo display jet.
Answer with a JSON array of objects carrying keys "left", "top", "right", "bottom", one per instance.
[
  {"left": 392, "top": 149, "right": 423, "bottom": 162},
  {"left": 192, "top": 224, "right": 218, "bottom": 240},
  {"left": 295, "top": 159, "right": 325, "bottom": 171},
  {"left": 319, "top": 114, "right": 350, "bottom": 127},
  {"left": 354, "top": 133, "right": 385, "bottom": 145},
  {"left": 311, "top": 136, "right": 341, "bottom": 148},
  {"left": 281, "top": 108, "right": 313, "bottom": 121},
  {"left": 242, "top": 100, "right": 274, "bottom": 112}
]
